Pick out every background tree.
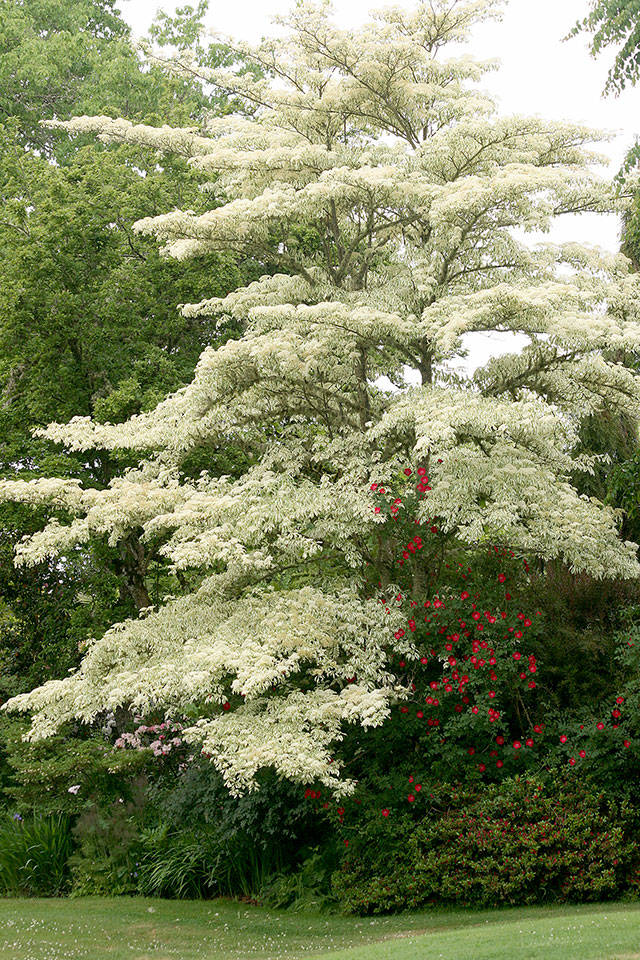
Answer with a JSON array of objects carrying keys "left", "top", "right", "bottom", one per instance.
[
  {"left": 567, "top": 1, "right": 640, "bottom": 553},
  {"left": 567, "top": 0, "right": 640, "bottom": 96},
  {"left": 4, "top": 0, "right": 640, "bottom": 799},
  {"left": 0, "top": 0, "right": 260, "bottom": 699},
  {"left": 0, "top": 0, "right": 232, "bottom": 151}
]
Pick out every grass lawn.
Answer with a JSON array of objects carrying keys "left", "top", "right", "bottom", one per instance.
[{"left": 1, "top": 898, "right": 640, "bottom": 960}]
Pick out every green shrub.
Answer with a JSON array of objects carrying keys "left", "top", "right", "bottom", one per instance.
[
  {"left": 139, "top": 761, "right": 330, "bottom": 900},
  {"left": 68, "top": 780, "right": 147, "bottom": 895},
  {"left": 332, "top": 776, "right": 640, "bottom": 914},
  {"left": 0, "top": 717, "right": 149, "bottom": 816},
  {"left": 258, "top": 848, "right": 340, "bottom": 911},
  {"left": 147, "top": 761, "right": 324, "bottom": 850},
  {"left": 0, "top": 813, "right": 72, "bottom": 895}
]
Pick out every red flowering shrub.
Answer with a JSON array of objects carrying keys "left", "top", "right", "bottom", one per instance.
[
  {"left": 332, "top": 776, "right": 640, "bottom": 914},
  {"left": 297, "top": 469, "right": 640, "bottom": 914},
  {"left": 346, "top": 469, "right": 637, "bottom": 792},
  {"left": 360, "top": 472, "right": 553, "bottom": 781},
  {"left": 539, "top": 623, "right": 640, "bottom": 801}
]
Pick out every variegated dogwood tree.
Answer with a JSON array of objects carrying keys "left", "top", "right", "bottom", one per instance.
[{"left": 3, "top": 0, "right": 640, "bottom": 796}]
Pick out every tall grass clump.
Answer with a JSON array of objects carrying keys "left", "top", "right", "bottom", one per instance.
[
  {"left": 0, "top": 814, "right": 73, "bottom": 895},
  {"left": 136, "top": 824, "right": 283, "bottom": 899}
]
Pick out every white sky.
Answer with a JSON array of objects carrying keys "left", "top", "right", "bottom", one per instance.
[{"left": 119, "top": 0, "right": 640, "bottom": 372}]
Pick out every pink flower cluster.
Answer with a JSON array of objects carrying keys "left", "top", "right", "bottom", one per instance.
[{"left": 113, "top": 720, "right": 185, "bottom": 757}]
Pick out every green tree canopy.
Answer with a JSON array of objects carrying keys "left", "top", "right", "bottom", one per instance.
[
  {"left": 0, "top": 0, "right": 261, "bottom": 697},
  {"left": 568, "top": 1, "right": 640, "bottom": 95}
]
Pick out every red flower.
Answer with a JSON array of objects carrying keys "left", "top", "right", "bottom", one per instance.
[
  {"left": 533, "top": 725, "right": 542, "bottom": 734},
  {"left": 513, "top": 741, "right": 522, "bottom": 750},
  {"left": 596, "top": 722, "right": 605, "bottom": 731},
  {"left": 496, "top": 736, "right": 505, "bottom": 746},
  {"left": 616, "top": 696, "right": 625, "bottom": 705},
  {"left": 222, "top": 702, "right": 231, "bottom": 711},
  {"left": 407, "top": 794, "right": 415, "bottom": 803},
  {"left": 579, "top": 750, "right": 586, "bottom": 758},
  {"left": 559, "top": 735, "right": 567, "bottom": 744},
  {"left": 496, "top": 760, "right": 504, "bottom": 768},
  {"left": 624, "top": 740, "right": 631, "bottom": 749},
  {"left": 382, "top": 808, "right": 390, "bottom": 817},
  {"left": 404, "top": 468, "right": 412, "bottom": 476},
  {"left": 478, "top": 763, "right": 486, "bottom": 772},
  {"left": 525, "top": 739, "right": 534, "bottom": 748},
  {"left": 569, "top": 758, "right": 576, "bottom": 766},
  {"left": 498, "top": 574, "right": 506, "bottom": 583}
]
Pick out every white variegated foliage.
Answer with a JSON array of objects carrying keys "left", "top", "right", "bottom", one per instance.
[{"left": 3, "top": 0, "right": 640, "bottom": 793}]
